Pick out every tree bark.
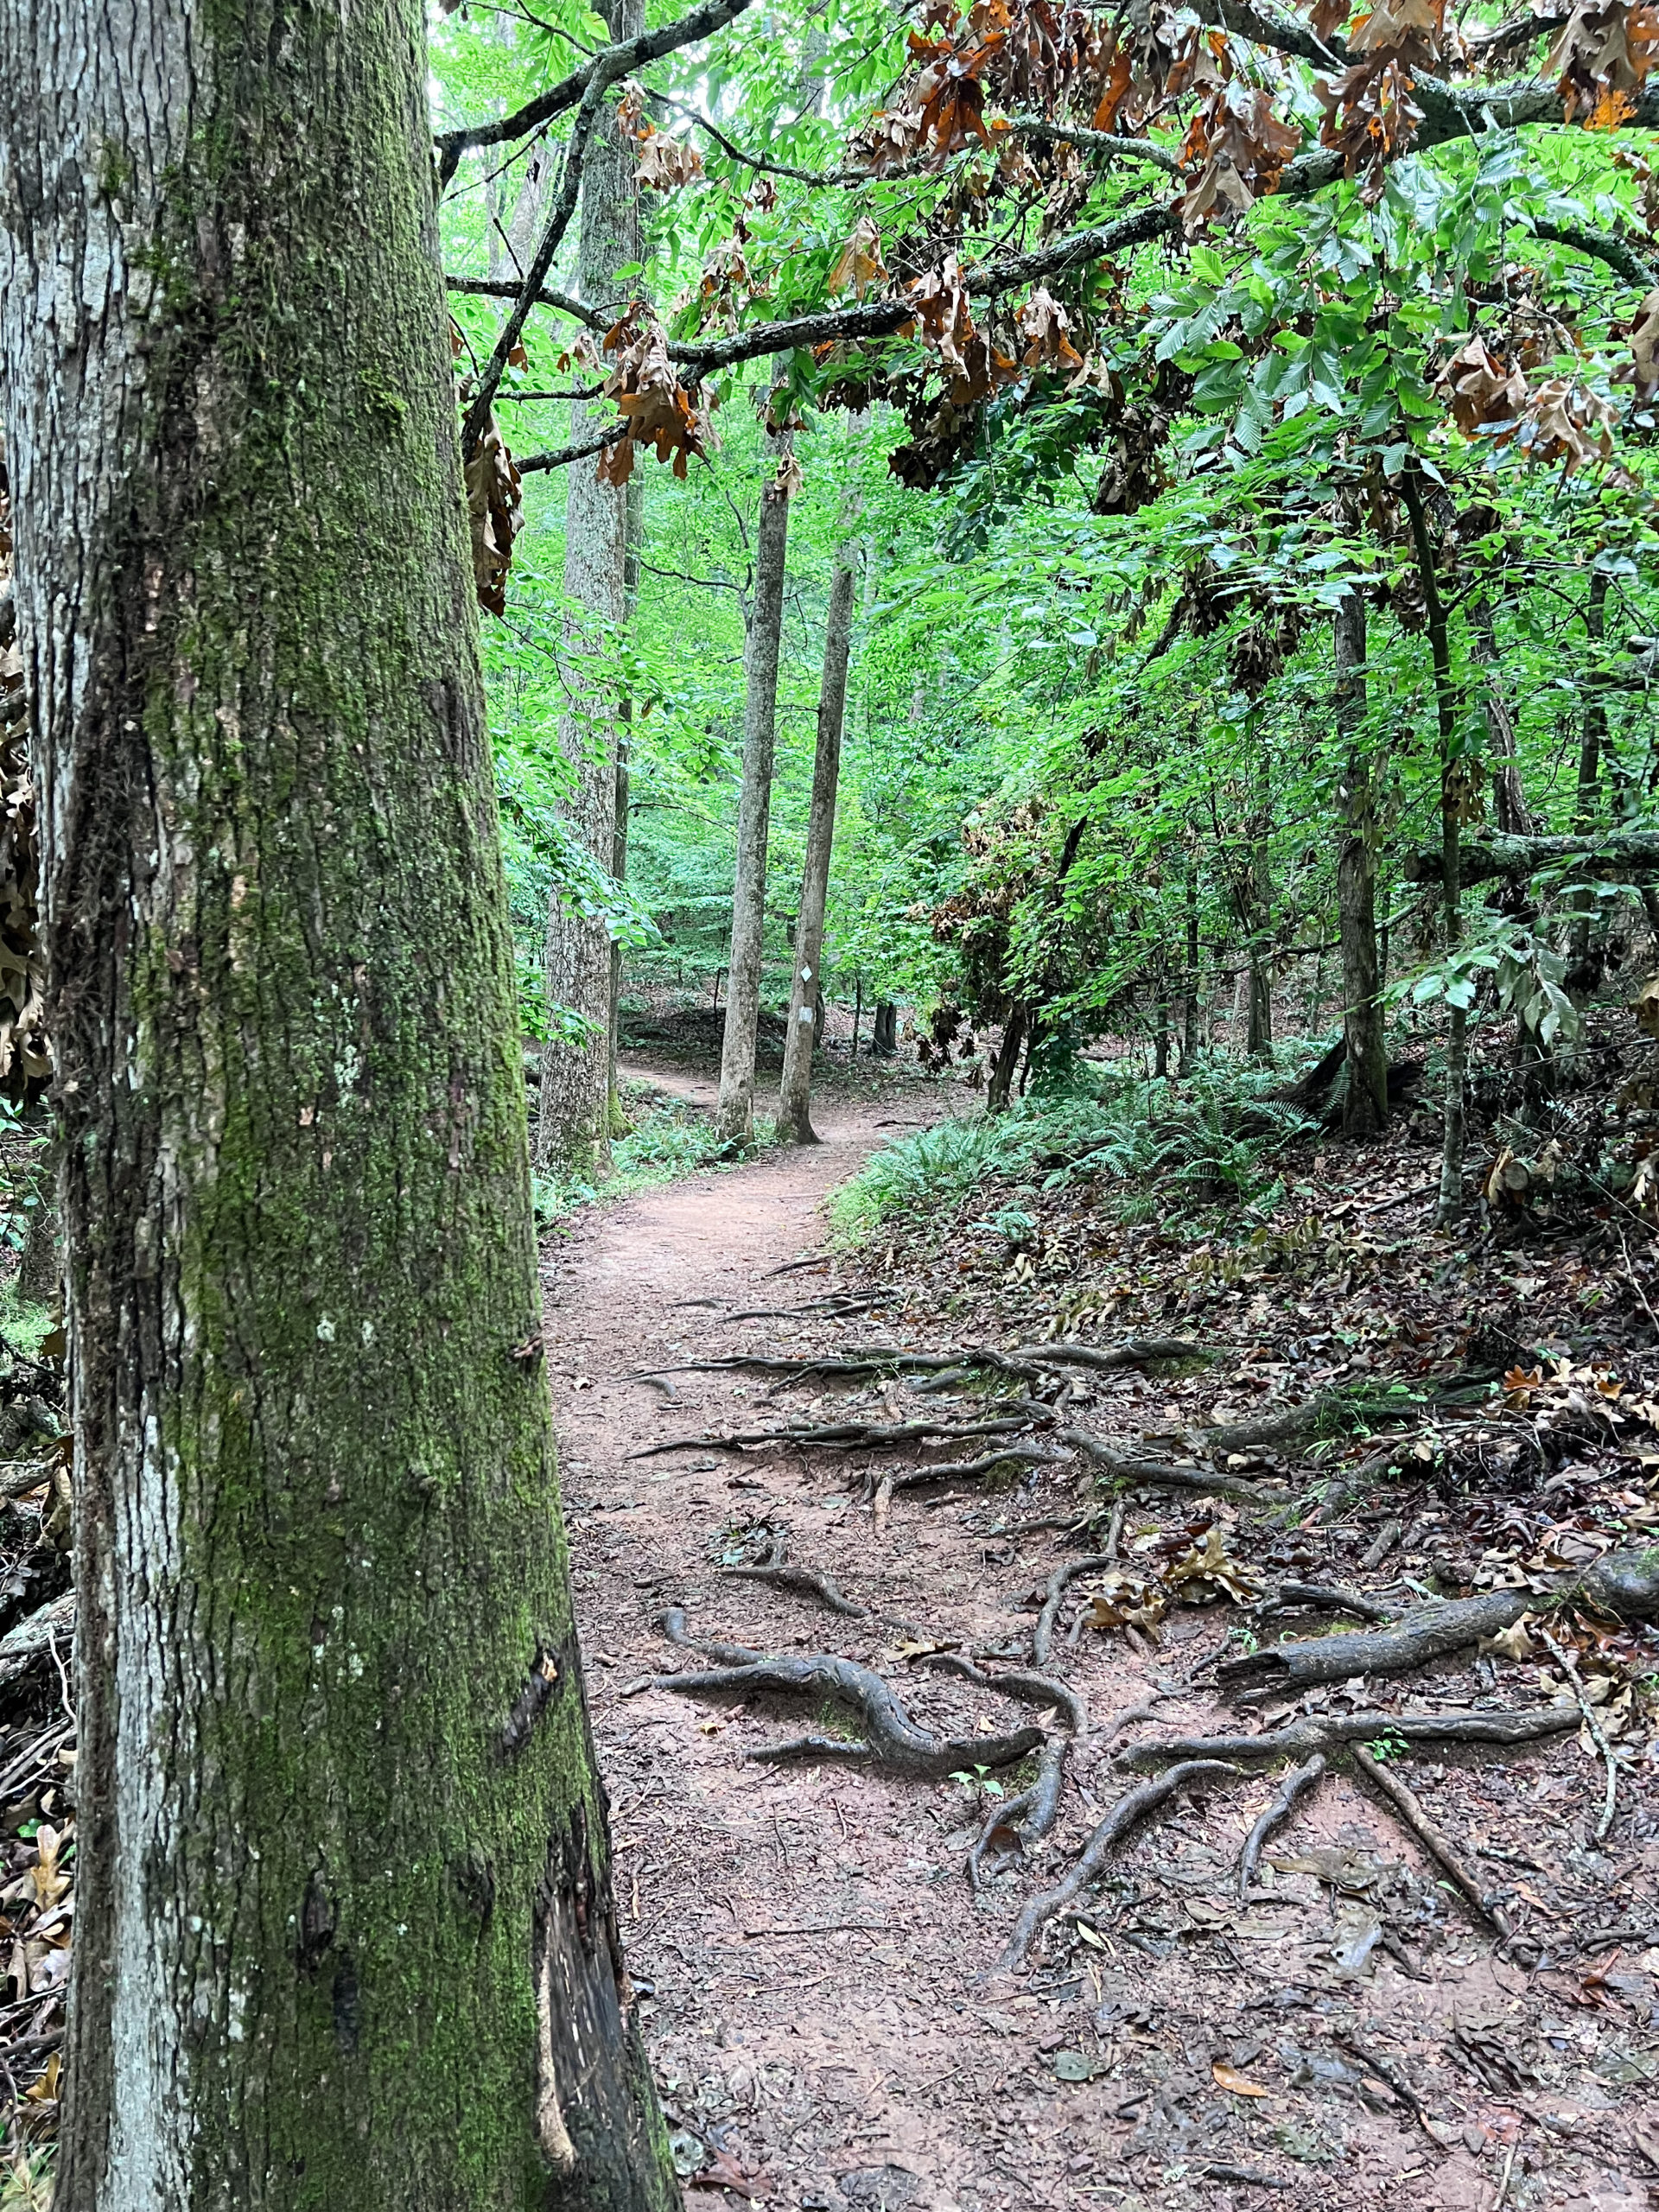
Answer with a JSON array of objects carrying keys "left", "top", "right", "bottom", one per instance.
[
  {"left": 1333, "top": 591, "right": 1388, "bottom": 1136},
  {"left": 1182, "top": 861, "right": 1202, "bottom": 1065},
  {"left": 1571, "top": 566, "right": 1610, "bottom": 984},
  {"left": 778, "top": 528, "right": 858, "bottom": 1143},
  {"left": 0, "top": 1, "right": 673, "bottom": 2202},
  {"left": 987, "top": 1006, "right": 1027, "bottom": 1114},
  {"left": 608, "top": 476, "right": 645, "bottom": 1138},
  {"left": 15, "top": 1114, "right": 59, "bottom": 1307},
  {"left": 873, "top": 1001, "right": 898, "bottom": 1055},
  {"left": 715, "top": 430, "right": 793, "bottom": 1146},
  {"left": 1402, "top": 468, "right": 1465, "bottom": 1228},
  {"left": 1471, "top": 592, "right": 1534, "bottom": 836},
  {"left": 536, "top": 0, "right": 644, "bottom": 1180}
]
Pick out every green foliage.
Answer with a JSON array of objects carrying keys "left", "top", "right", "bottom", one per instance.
[{"left": 531, "top": 1087, "right": 733, "bottom": 1226}]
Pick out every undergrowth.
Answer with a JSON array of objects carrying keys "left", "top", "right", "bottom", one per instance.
[
  {"left": 533, "top": 1082, "right": 753, "bottom": 1230},
  {"left": 831, "top": 1053, "right": 1322, "bottom": 1244}
]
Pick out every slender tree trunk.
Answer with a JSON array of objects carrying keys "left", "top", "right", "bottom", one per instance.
[
  {"left": 778, "top": 533, "right": 858, "bottom": 1142},
  {"left": 1334, "top": 590, "right": 1389, "bottom": 1135},
  {"left": 715, "top": 432, "right": 794, "bottom": 1146},
  {"left": 0, "top": 2, "right": 673, "bottom": 2203},
  {"left": 1245, "top": 741, "right": 1274, "bottom": 1061},
  {"left": 988, "top": 1006, "right": 1027, "bottom": 1113},
  {"left": 1402, "top": 469, "right": 1466, "bottom": 1229},
  {"left": 15, "top": 1116, "right": 59, "bottom": 1307},
  {"left": 608, "top": 477, "right": 645, "bottom": 1137},
  {"left": 1154, "top": 965, "right": 1171, "bottom": 1079},
  {"left": 1571, "top": 567, "right": 1610, "bottom": 983},
  {"left": 1471, "top": 592, "right": 1534, "bottom": 836},
  {"left": 1182, "top": 862, "right": 1201, "bottom": 1065},
  {"left": 873, "top": 1001, "right": 897, "bottom": 1054},
  {"left": 537, "top": 0, "right": 643, "bottom": 1179}
]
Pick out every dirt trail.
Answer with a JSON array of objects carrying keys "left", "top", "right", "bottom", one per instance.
[{"left": 543, "top": 1076, "right": 1655, "bottom": 2212}]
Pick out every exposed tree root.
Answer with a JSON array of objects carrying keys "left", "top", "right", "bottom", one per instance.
[
  {"left": 889, "top": 1445, "right": 1065, "bottom": 1494},
  {"left": 1351, "top": 1744, "right": 1511, "bottom": 1939},
  {"left": 627, "top": 1411, "right": 1050, "bottom": 1459},
  {"left": 1063, "top": 1429, "right": 1274, "bottom": 1504},
  {"left": 1256, "top": 1581, "right": 1395, "bottom": 1624},
  {"left": 0, "top": 1589, "right": 73, "bottom": 1694},
  {"left": 1032, "top": 1553, "right": 1118, "bottom": 1666},
  {"left": 646, "top": 1608, "right": 1046, "bottom": 1779},
  {"left": 720, "top": 1545, "right": 868, "bottom": 1618},
  {"left": 634, "top": 1337, "right": 1207, "bottom": 1393},
  {"left": 1009, "top": 1336, "right": 1209, "bottom": 1375},
  {"left": 1000, "top": 1760, "right": 1240, "bottom": 1969},
  {"left": 1237, "top": 1753, "right": 1325, "bottom": 1898},
  {"left": 923, "top": 1655, "right": 1085, "bottom": 1884},
  {"left": 1121, "top": 1704, "right": 1578, "bottom": 1769},
  {"left": 1537, "top": 1624, "right": 1619, "bottom": 1841},
  {"left": 1218, "top": 1550, "right": 1659, "bottom": 1694}
]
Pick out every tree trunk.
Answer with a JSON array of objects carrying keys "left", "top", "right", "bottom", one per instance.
[
  {"left": 608, "top": 477, "right": 645, "bottom": 1139},
  {"left": 1153, "top": 970, "right": 1171, "bottom": 1079},
  {"left": 1402, "top": 469, "right": 1465, "bottom": 1229},
  {"left": 537, "top": 0, "right": 644, "bottom": 1180},
  {"left": 15, "top": 1116, "right": 59, "bottom": 1307},
  {"left": 1182, "top": 862, "right": 1201, "bottom": 1065},
  {"left": 0, "top": 2, "right": 673, "bottom": 2203},
  {"left": 988, "top": 1006, "right": 1027, "bottom": 1113},
  {"left": 715, "top": 431, "right": 793, "bottom": 1146},
  {"left": 1571, "top": 567, "right": 1610, "bottom": 984},
  {"left": 1471, "top": 592, "right": 1533, "bottom": 836},
  {"left": 1333, "top": 591, "right": 1388, "bottom": 1136},
  {"left": 1244, "top": 743, "right": 1274, "bottom": 1062},
  {"left": 779, "top": 533, "right": 858, "bottom": 1143},
  {"left": 873, "top": 1002, "right": 898, "bottom": 1055}
]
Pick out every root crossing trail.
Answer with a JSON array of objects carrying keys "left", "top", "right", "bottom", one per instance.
[{"left": 543, "top": 1070, "right": 1656, "bottom": 2212}]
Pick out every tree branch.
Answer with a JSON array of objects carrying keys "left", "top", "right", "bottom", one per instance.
[
  {"left": 447, "top": 273, "right": 611, "bottom": 335},
  {"left": 516, "top": 425, "right": 630, "bottom": 474},
  {"left": 435, "top": 0, "right": 756, "bottom": 183},
  {"left": 1533, "top": 216, "right": 1659, "bottom": 289}
]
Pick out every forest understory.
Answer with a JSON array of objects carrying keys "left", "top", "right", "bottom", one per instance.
[
  {"left": 1, "top": 1010, "right": 1659, "bottom": 2205},
  {"left": 543, "top": 1012, "right": 1659, "bottom": 2212}
]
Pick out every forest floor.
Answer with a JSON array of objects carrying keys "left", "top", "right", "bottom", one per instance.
[{"left": 547, "top": 1049, "right": 1659, "bottom": 2212}]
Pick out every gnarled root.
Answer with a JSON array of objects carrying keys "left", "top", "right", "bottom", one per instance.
[
  {"left": 719, "top": 1544, "right": 867, "bottom": 1618},
  {"left": 1237, "top": 1753, "right": 1325, "bottom": 1898},
  {"left": 1063, "top": 1430, "right": 1273, "bottom": 1505},
  {"left": 1000, "top": 1760, "right": 1240, "bottom": 1970},
  {"left": 922, "top": 1656, "right": 1084, "bottom": 1884},
  {"left": 1351, "top": 1744, "right": 1511, "bottom": 1939},
  {"left": 1217, "top": 1548, "right": 1659, "bottom": 1695},
  {"left": 648, "top": 1609, "right": 1045, "bottom": 1780}
]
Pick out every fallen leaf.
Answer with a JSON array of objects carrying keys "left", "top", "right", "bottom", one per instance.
[{"left": 1212, "top": 2061, "right": 1269, "bottom": 2097}]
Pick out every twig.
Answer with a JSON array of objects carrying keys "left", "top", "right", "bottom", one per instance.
[
  {"left": 1351, "top": 1744, "right": 1511, "bottom": 1939},
  {"left": 1000, "top": 1760, "right": 1240, "bottom": 1968},
  {"left": 1198, "top": 2168, "right": 1290, "bottom": 2192},
  {"left": 1256, "top": 1581, "right": 1395, "bottom": 1624},
  {"left": 1538, "top": 1624, "right": 1619, "bottom": 1842},
  {"left": 1237, "top": 1753, "right": 1325, "bottom": 1898},
  {"left": 1332, "top": 2031, "right": 1437, "bottom": 2138}
]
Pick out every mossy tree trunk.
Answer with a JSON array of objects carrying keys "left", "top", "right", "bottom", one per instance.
[
  {"left": 0, "top": 1, "right": 674, "bottom": 2204},
  {"left": 537, "top": 0, "right": 644, "bottom": 1182}
]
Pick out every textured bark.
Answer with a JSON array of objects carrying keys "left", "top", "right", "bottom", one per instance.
[
  {"left": 987, "top": 1005, "right": 1027, "bottom": 1114},
  {"left": 778, "top": 534, "right": 858, "bottom": 1143},
  {"left": 1571, "top": 568, "right": 1610, "bottom": 983},
  {"left": 537, "top": 0, "right": 644, "bottom": 1180},
  {"left": 0, "top": 1, "right": 673, "bottom": 2204},
  {"left": 715, "top": 433, "right": 793, "bottom": 1146},
  {"left": 1334, "top": 592, "right": 1388, "bottom": 1136},
  {"left": 1402, "top": 471, "right": 1465, "bottom": 1227},
  {"left": 607, "top": 478, "right": 645, "bottom": 1137},
  {"left": 1182, "top": 862, "right": 1202, "bottom": 1064}
]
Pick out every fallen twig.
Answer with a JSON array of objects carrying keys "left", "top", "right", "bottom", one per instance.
[
  {"left": 1198, "top": 2167, "right": 1290, "bottom": 2192},
  {"left": 1350, "top": 1743, "right": 1511, "bottom": 1939},
  {"left": 1121, "top": 1703, "right": 1579, "bottom": 1769},
  {"left": 1000, "top": 1760, "right": 1239, "bottom": 1968},
  {"left": 1237, "top": 1753, "right": 1325, "bottom": 1898},
  {"left": 1332, "top": 2031, "right": 1436, "bottom": 2135},
  {"left": 1063, "top": 1429, "right": 1273, "bottom": 1504},
  {"left": 1537, "top": 1624, "right": 1619, "bottom": 1842},
  {"left": 646, "top": 1608, "right": 1046, "bottom": 1779}
]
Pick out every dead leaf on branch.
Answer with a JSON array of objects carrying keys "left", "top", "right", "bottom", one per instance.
[
  {"left": 828, "top": 215, "right": 890, "bottom": 302},
  {"left": 594, "top": 305, "right": 713, "bottom": 487},
  {"left": 1546, "top": 0, "right": 1659, "bottom": 121},
  {"left": 1179, "top": 82, "right": 1301, "bottom": 232},
  {"left": 1316, "top": 56, "right": 1424, "bottom": 197},
  {"left": 1628, "top": 287, "right": 1659, "bottom": 399},
  {"left": 635, "top": 130, "right": 704, "bottom": 191},
  {"left": 1017, "top": 285, "right": 1083, "bottom": 367},
  {"left": 1438, "top": 334, "right": 1529, "bottom": 436},
  {"left": 462, "top": 414, "right": 523, "bottom": 619}
]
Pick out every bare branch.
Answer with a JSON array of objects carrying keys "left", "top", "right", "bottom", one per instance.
[
  {"left": 435, "top": 0, "right": 757, "bottom": 182},
  {"left": 1533, "top": 215, "right": 1659, "bottom": 289}
]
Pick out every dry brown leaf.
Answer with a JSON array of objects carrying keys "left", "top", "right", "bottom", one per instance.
[
  {"left": 463, "top": 416, "right": 523, "bottom": 618},
  {"left": 828, "top": 215, "right": 890, "bottom": 302},
  {"left": 1212, "top": 2061, "right": 1269, "bottom": 2096}
]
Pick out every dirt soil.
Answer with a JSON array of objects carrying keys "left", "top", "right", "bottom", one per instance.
[{"left": 544, "top": 1065, "right": 1659, "bottom": 2212}]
